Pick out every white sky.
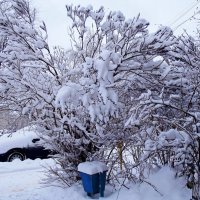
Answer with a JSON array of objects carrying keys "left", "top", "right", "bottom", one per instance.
[{"left": 32, "top": 0, "right": 199, "bottom": 48}]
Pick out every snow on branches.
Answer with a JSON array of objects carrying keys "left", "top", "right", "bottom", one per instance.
[
  {"left": 54, "top": 4, "right": 180, "bottom": 186},
  {"left": 1, "top": 1, "right": 200, "bottom": 196}
]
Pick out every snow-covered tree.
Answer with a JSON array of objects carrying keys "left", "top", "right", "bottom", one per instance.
[
  {"left": 57, "top": 7, "right": 200, "bottom": 199},
  {"left": 125, "top": 32, "right": 200, "bottom": 199},
  {"left": 1, "top": 2, "right": 199, "bottom": 199},
  {"left": 54, "top": 4, "right": 178, "bottom": 186},
  {"left": 0, "top": 0, "right": 54, "bottom": 115},
  {"left": 0, "top": 0, "right": 101, "bottom": 185}
]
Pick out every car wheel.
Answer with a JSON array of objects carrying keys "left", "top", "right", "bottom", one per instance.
[{"left": 7, "top": 151, "right": 25, "bottom": 162}]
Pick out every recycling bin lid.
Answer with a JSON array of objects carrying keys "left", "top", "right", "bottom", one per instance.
[{"left": 78, "top": 161, "right": 108, "bottom": 175}]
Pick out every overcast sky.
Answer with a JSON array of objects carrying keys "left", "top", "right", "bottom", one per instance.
[{"left": 32, "top": 0, "right": 199, "bottom": 48}]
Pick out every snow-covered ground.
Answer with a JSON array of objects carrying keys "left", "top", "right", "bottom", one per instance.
[{"left": 0, "top": 158, "right": 191, "bottom": 200}]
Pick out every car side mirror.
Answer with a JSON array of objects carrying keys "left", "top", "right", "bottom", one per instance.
[{"left": 32, "top": 138, "right": 40, "bottom": 143}]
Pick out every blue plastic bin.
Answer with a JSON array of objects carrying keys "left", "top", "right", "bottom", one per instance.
[
  {"left": 78, "top": 161, "right": 108, "bottom": 197},
  {"left": 79, "top": 171, "right": 107, "bottom": 197}
]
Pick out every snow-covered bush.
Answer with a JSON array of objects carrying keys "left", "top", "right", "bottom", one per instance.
[
  {"left": 1, "top": 1, "right": 200, "bottom": 199},
  {"left": 126, "top": 33, "right": 200, "bottom": 199},
  {"left": 53, "top": 4, "right": 179, "bottom": 187}
]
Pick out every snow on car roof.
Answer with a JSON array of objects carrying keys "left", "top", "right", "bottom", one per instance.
[{"left": 0, "top": 126, "right": 40, "bottom": 154}]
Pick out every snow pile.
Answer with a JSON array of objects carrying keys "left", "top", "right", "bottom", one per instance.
[
  {"left": 78, "top": 161, "right": 108, "bottom": 175},
  {"left": 137, "top": 167, "right": 191, "bottom": 200}
]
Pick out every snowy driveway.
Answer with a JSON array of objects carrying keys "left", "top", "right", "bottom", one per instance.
[{"left": 0, "top": 159, "right": 70, "bottom": 200}]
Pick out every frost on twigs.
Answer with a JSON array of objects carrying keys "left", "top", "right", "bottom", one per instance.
[
  {"left": 51, "top": 4, "right": 180, "bottom": 187},
  {"left": 1, "top": 2, "right": 200, "bottom": 197}
]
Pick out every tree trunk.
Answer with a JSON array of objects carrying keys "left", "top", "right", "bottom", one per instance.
[{"left": 192, "top": 182, "right": 199, "bottom": 200}]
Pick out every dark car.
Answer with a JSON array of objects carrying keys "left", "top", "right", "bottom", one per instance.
[{"left": 0, "top": 127, "right": 51, "bottom": 162}]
